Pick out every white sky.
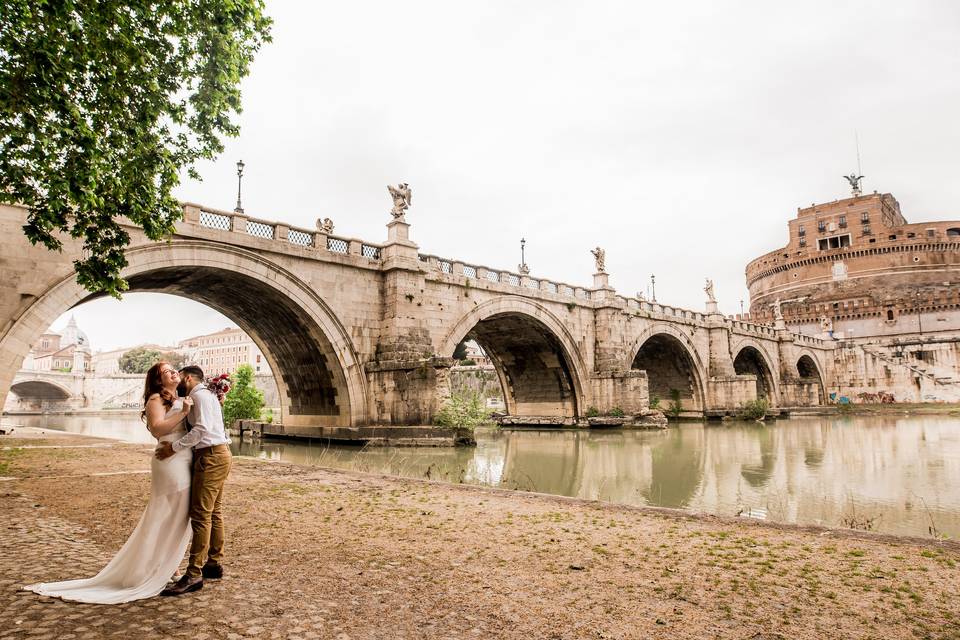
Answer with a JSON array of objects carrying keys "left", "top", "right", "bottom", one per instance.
[{"left": 57, "top": 1, "right": 960, "bottom": 352}]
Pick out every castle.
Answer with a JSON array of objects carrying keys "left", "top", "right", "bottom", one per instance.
[{"left": 745, "top": 186, "right": 960, "bottom": 401}]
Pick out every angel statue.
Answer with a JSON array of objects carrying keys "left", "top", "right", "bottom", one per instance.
[
  {"left": 771, "top": 297, "right": 783, "bottom": 321},
  {"left": 315, "top": 217, "right": 334, "bottom": 234},
  {"left": 843, "top": 173, "right": 864, "bottom": 197},
  {"left": 590, "top": 247, "right": 606, "bottom": 273},
  {"left": 704, "top": 278, "right": 716, "bottom": 303},
  {"left": 387, "top": 183, "right": 412, "bottom": 219}
]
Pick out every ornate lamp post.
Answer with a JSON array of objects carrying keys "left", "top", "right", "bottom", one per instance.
[
  {"left": 650, "top": 274, "right": 656, "bottom": 302},
  {"left": 234, "top": 159, "right": 245, "bottom": 214},
  {"left": 518, "top": 237, "right": 530, "bottom": 274}
]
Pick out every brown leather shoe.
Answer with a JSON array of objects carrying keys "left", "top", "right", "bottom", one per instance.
[
  {"left": 160, "top": 575, "right": 203, "bottom": 596},
  {"left": 201, "top": 563, "right": 223, "bottom": 580}
]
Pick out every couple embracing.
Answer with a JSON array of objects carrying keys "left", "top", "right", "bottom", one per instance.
[{"left": 26, "top": 363, "right": 232, "bottom": 603}]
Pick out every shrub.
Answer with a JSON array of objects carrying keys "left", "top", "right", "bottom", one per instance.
[
  {"left": 649, "top": 395, "right": 661, "bottom": 410},
  {"left": 222, "top": 364, "right": 264, "bottom": 427},
  {"left": 666, "top": 389, "right": 683, "bottom": 418},
  {"left": 609, "top": 407, "right": 625, "bottom": 418},
  {"left": 459, "top": 358, "right": 476, "bottom": 366},
  {"left": 737, "top": 397, "right": 769, "bottom": 421},
  {"left": 433, "top": 390, "right": 492, "bottom": 431},
  {"left": 585, "top": 406, "right": 600, "bottom": 418}
]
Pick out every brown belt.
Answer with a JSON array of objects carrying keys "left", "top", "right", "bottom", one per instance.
[{"left": 194, "top": 443, "right": 230, "bottom": 455}]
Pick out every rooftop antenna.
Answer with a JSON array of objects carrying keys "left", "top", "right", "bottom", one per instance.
[
  {"left": 843, "top": 132, "right": 864, "bottom": 197},
  {"left": 855, "top": 130, "right": 862, "bottom": 177}
]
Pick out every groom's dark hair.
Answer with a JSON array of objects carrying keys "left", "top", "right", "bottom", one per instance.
[{"left": 179, "top": 365, "right": 205, "bottom": 382}]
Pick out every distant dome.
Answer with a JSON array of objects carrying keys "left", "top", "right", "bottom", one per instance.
[{"left": 60, "top": 315, "right": 91, "bottom": 351}]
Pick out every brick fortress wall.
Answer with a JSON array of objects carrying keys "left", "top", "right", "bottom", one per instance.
[{"left": 743, "top": 191, "right": 960, "bottom": 402}]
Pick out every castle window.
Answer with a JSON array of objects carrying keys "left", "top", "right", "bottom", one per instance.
[
  {"left": 926, "top": 229, "right": 936, "bottom": 237},
  {"left": 886, "top": 309, "right": 894, "bottom": 321},
  {"left": 948, "top": 228, "right": 960, "bottom": 237},
  {"left": 817, "top": 234, "right": 851, "bottom": 251},
  {"left": 799, "top": 237, "right": 806, "bottom": 247},
  {"left": 862, "top": 225, "right": 871, "bottom": 235},
  {"left": 798, "top": 225, "right": 805, "bottom": 236},
  {"left": 817, "top": 221, "right": 826, "bottom": 232},
  {"left": 861, "top": 212, "right": 869, "bottom": 223},
  {"left": 838, "top": 215, "right": 847, "bottom": 228}
]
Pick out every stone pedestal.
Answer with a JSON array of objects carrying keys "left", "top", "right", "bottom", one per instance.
[
  {"left": 387, "top": 217, "right": 411, "bottom": 243},
  {"left": 590, "top": 272, "right": 617, "bottom": 302},
  {"left": 381, "top": 218, "right": 419, "bottom": 269},
  {"left": 705, "top": 300, "right": 719, "bottom": 314}
]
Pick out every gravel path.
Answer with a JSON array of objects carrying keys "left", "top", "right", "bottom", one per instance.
[{"left": 1, "top": 428, "right": 958, "bottom": 639}]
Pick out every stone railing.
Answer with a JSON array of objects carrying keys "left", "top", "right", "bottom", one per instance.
[
  {"left": 729, "top": 319, "right": 778, "bottom": 338},
  {"left": 620, "top": 296, "right": 708, "bottom": 323},
  {"left": 417, "top": 254, "right": 592, "bottom": 300},
  {"left": 794, "top": 333, "right": 827, "bottom": 347},
  {"left": 183, "top": 203, "right": 383, "bottom": 262}
]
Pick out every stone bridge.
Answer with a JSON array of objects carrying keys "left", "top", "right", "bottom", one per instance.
[
  {"left": 0, "top": 202, "right": 834, "bottom": 429},
  {"left": 4, "top": 370, "right": 86, "bottom": 412}
]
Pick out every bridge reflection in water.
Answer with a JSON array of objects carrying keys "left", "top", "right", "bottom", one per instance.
[
  {"left": 234, "top": 416, "right": 960, "bottom": 539},
  {"left": 6, "top": 414, "right": 958, "bottom": 539}
]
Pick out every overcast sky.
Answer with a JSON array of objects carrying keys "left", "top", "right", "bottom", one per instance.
[{"left": 57, "top": 1, "right": 960, "bottom": 352}]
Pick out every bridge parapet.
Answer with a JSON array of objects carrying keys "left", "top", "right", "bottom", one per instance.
[
  {"left": 417, "top": 252, "right": 593, "bottom": 301},
  {"left": 182, "top": 202, "right": 385, "bottom": 262}
]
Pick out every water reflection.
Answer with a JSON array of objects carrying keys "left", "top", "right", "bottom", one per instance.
[{"left": 5, "top": 413, "right": 959, "bottom": 538}]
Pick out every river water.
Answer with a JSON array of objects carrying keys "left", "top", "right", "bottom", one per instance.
[{"left": 5, "top": 413, "right": 959, "bottom": 538}]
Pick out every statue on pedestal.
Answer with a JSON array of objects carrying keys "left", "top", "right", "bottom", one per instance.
[
  {"left": 315, "top": 217, "right": 334, "bottom": 234},
  {"left": 704, "top": 278, "right": 716, "bottom": 303},
  {"left": 843, "top": 173, "right": 864, "bottom": 197},
  {"left": 590, "top": 246, "right": 606, "bottom": 274},
  {"left": 771, "top": 297, "right": 783, "bottom": 321},
  {"left": 387, "top": 183, "right": 412, "bottom": 219},
  {"left": 819, "top": 315, "right": 833, "bottom": 334}
]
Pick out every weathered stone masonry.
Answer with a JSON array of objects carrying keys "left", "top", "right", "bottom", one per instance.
[{"left": 0, "top": 202, "right": 834, "bottom": 431}]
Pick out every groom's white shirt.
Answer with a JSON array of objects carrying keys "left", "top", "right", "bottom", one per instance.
[{"left": 171, "top": 383, "right": 231, "bottom": 452}]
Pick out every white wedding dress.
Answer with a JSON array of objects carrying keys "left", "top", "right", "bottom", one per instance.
[{"left": 26, "top": 399, "right": 194, "bottom": 604}]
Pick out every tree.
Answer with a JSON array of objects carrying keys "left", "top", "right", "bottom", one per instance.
[
  {"left": 452, "top": 340, "right": 469, "bottom": 361},
  {"left": 222, "top": 364, "right": 263, "bottom": 426},
  {"left": 119, "top": 346, "right": 162, "bottom": 373},
  {"left": 118, "top": 347, "right": 184, "bottom": 373},
  {"left": 0, "top": 1, "right": 272, "bottom": 297}
]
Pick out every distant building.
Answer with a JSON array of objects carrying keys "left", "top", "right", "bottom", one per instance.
[
  {"left": 22, "top": 316, "right": 92, "bottom": 373},
  {"left": 462, "top": 341, "right": 491, "bottom": 367},
  {"left": 179, "top": 327, "right": 273, "bottom": 376}
]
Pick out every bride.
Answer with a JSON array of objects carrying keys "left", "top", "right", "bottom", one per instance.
[{"left": 25, "top": 362, "right": 195, "bottom": 603}]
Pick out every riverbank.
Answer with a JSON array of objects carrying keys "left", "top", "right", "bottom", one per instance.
[
  {"left": 836, "top": 402, "right": 960, "bottom": 416},
  {"left": 2, "top": 428, "right": 958, "bottom": 639}
]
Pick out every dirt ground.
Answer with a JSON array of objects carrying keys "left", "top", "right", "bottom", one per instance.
[{"left": 2, "top": 427, "right": 959, "bottom": 640}]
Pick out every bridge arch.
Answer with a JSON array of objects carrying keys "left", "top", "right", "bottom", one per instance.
[
  {"left": 796, "top": 351, "right": 826, "bottom": 405},
  {"left": 0, "top": 241, "right": 367, "bottom": 427},
  {"left": 440, "top": 297, "right": 588, "bottom": 418},
  {"left": 731, "top": 340, "right": 779, "bottom": 405},
  {"left": 7, "top": 379, "right": 74, "bottom": 412},
  {"left": 626, "top": 324, "right": 707, "bottom": 413}
]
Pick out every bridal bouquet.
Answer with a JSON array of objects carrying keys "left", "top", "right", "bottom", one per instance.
[{"left": 205, "top": 373, "right": 232, "bottom": 404}]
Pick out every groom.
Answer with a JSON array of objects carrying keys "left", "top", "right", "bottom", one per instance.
[{"left": 155, "top": 365, "right": 232, "bottom": 596}]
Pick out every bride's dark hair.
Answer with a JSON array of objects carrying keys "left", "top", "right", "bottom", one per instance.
[{"left": 141, "top": 361, "right": 176, "bottom": 421}]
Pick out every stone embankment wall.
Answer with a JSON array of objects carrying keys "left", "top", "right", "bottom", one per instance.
[{"left": 830, "top": 334, "right": 960, "bottom": 402}]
